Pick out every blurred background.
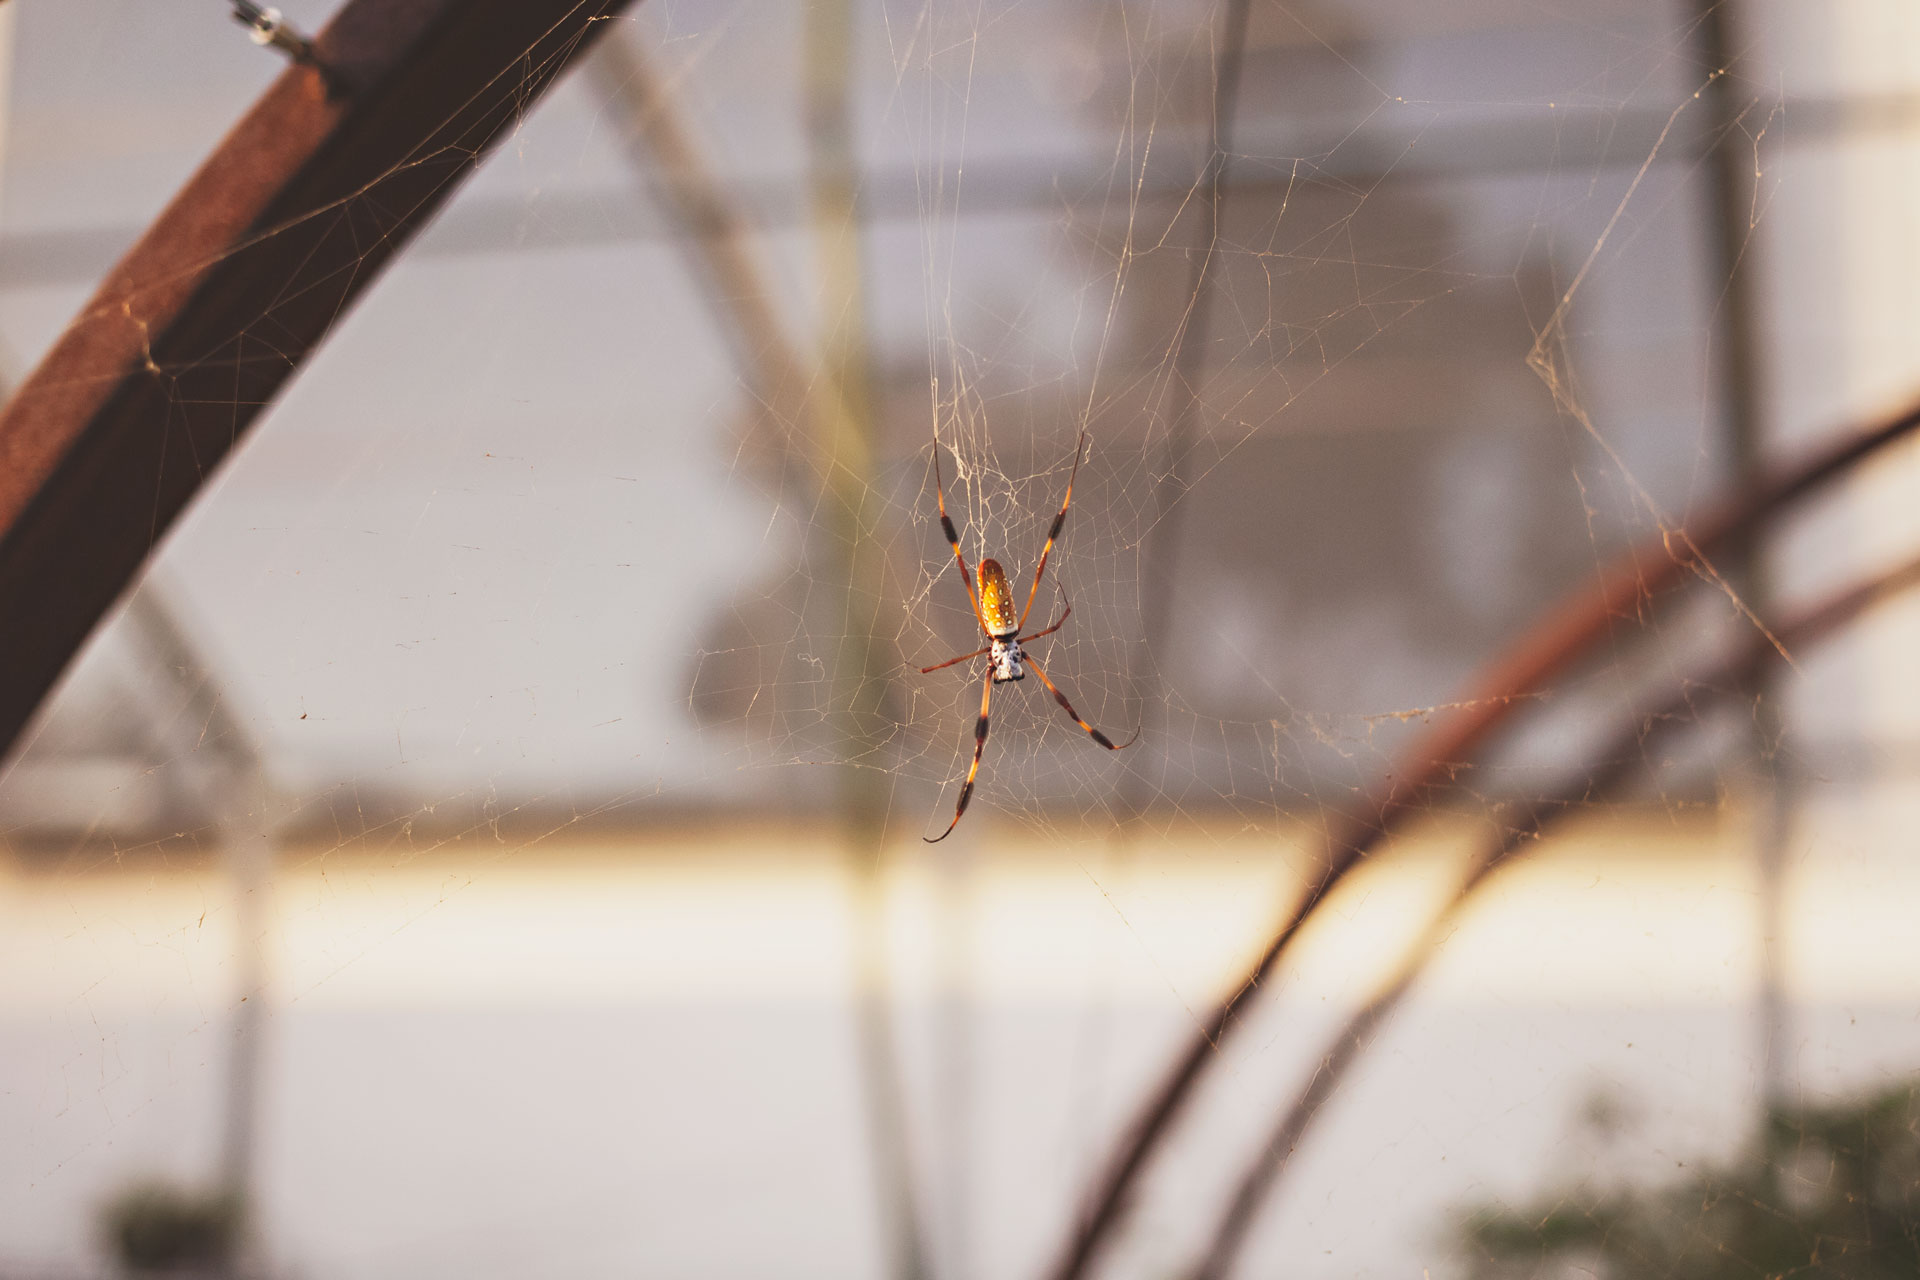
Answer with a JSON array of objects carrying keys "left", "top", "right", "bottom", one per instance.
[{"left": 5, "top": 0, "right": 1920, "bottom": 1276}]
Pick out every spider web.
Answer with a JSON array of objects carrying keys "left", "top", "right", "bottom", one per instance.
[{"left": 4, "top": 1, "right": 1920, "bottom": 1278}]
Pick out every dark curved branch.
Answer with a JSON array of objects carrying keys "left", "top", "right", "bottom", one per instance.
[
  {"left": 1188, "top": 548, "right": 1920, "bottom": 1280},
  {"left": 1045, "top": 393, "right": 1920, "bottom": 1280}
]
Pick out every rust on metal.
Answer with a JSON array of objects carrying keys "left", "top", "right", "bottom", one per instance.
[{"left": 0, "top": 0, "right": 636, "bottom": 755}]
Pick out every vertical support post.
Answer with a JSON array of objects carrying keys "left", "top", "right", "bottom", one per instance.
[
  {"left": 1692, "top": 0, "right": 1794, "bottom": 1127},
  {"left": 802, "top": 5, "right": 931, "bottom": 1277},
  {"left": 1117, "top": 0, "right": 1254, "bottom": 825},
  {"left": 123, "top": 584, "right": 278, "bottom": 1268}
]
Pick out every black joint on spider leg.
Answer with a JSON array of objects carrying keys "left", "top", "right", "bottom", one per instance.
[
  {"left": 1049, "top": 512, "right": 1067, "bottom": 540},
  {"left": 1092, "top": 729, "right": 1115, "bottom": 749},
  {"left": 975, "top": 714, "right": 990, "bottom": 741},
  {"left": 941, "top": 515, "right": 960, "bottom": 543},
  {"left": 957, "top": 782, "right": 974, "bottom": 810}
]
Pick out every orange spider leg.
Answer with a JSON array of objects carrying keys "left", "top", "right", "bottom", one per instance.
[
  {"left": 925, "top": 670, "right": 995, "bottom": 843},
  {"left": 1026, "top": 660, "right": 1138, "bottom": 751},
  {"left": 1018, "top": 431, "right": 1087, "bottom": 632},
  {"left": 1019, "top": 601, "right": 1072, "bottom": 644},
  {"left": 919, "top": 644, "right": 992, "bottom": 675},
  {"left": 933, "top": 440, "right": 992, "bottom": 636}
]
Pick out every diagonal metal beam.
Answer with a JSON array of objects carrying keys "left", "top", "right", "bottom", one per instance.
[{"left": 0, "top": 0, "right": 635, "bottom": 757}]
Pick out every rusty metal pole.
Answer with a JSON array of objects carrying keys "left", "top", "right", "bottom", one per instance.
[{"left": 0, "top": 0, "right": 637, "bottom": 759}]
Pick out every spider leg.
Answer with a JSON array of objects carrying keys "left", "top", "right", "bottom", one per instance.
[
  {"left": 1018, "top": 431, "right": 1087, "bottom": 632},
  {"left": 1017, "top": 600, "right": 1072, "bottom": 645},
  {"left": 925, "top": 670, "right": 996, "bottom": 843},
  {"left": 933, "top": 438, "right": 993, "bottom": 636},
  {"left": 919, "top": 644, "right": 992, "bottom": 675},
  {"left": 1026, "top": 660, "right": 1138, "bottom": 750}
]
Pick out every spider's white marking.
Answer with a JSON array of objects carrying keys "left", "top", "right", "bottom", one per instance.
[{"left": 990, "top": 637, "right": 1027, "bottom": 683}]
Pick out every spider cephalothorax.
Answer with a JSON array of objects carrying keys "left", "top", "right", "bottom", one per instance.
[
  {"left": 919, "top": 433, "right": 1137, "bottom": 842},
  {"left": 987, "top": 635, "right": 1026, "bottom": 683}
]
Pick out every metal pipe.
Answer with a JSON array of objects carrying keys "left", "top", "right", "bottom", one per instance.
[{"left": 0, "top": 0, "right": 638, "bottom": 760}]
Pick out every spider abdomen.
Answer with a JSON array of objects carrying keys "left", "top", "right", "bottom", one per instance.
[{"left": 978, "top": 557, "right": 1020, "bottom": 638}]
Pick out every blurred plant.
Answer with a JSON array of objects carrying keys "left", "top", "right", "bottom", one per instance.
[
  {"left": 1457, "top": 1079, "right": 1920, "bottom": 1279},
  {"left": 102, "top": 1180, "right": 242, "bottom": 1274}
]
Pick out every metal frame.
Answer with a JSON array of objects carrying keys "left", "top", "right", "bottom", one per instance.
[{"left": 0, "top": 0, "right": 634, "bottom": 755}]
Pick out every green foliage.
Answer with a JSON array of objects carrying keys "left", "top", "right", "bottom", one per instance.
[
  {"left": 102, "top": 1181, "right": 243, "bottom": 1272},
  {"left": 1457, "top": 1080, "right": 1920, "bottom": 1279}
]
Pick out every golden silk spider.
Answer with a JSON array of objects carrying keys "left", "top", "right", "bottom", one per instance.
[{"left": 920, "top": 431, "right": 1138, "bottom": 843}]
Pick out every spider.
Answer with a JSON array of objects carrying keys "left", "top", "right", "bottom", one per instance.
[{"left": 920, "top": 431, "right": 1138, "bottom": 843}]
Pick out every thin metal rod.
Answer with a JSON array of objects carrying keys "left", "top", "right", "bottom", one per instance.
[
  {"left": 584, "top": 32, "right": 822, "bottom": 476},
  {"left": 803, "top": 0, "right": 930, "bottom": 1274},
  {"left": 585, "top": 38, "right": 929, "bottom": 1274},
  {"left": 122, "top": 581, "right": 277, "bottom": 1257},
  {"left": 10, "top": 90, "right": 1920, "bottom": 293},
  {"left": 1044, "top": 394, "right": 1920, "bottom": 1280},
  {"left": 1689, "top": 0, "right": 1797, "bottom": 1129},
  {"left": 1118, "top": 0, "right": 1253, "bottom": 821}
]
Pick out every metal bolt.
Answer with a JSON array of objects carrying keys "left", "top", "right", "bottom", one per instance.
[{"left": 230, "top": 0, "right": 315, "bottom": 64}]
